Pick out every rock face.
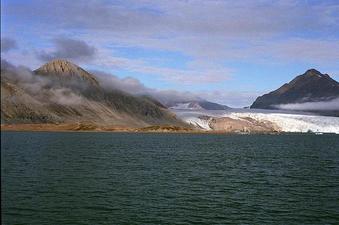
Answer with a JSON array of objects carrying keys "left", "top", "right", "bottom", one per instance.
[
  {"left": 209, "top": 117, "right": 280, "bottom": 133},
  {"left": 1, "top": 59, "right": 185, "bottom": 127},
  {"left": 251, "top": 69, "right": 339, "bottom": 113}
]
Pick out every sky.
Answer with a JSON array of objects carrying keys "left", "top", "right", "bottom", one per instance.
[{"left": 1, "top": 0, "right": 339, "bottom": 107}]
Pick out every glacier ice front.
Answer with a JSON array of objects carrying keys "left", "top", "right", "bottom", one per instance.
[
  {"left": 227, "top": 112, "right": 339, "bottom": 134},
  {"left": 173, "top": 109, "right": 339, "bottom": 134}
]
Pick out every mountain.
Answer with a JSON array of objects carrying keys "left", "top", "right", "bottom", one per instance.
[
  {"left": 1, "top": 59, "right": 185, "bottom": 128},
  {"left": 34, "top": 59, "right": 99, "bottom": 87},
  {"left": 168, "top": 100, "right": 230, "bottom": 110},
  {"left": 139, "top": 95, "right": 167, "bottom": 109},
  {"left": 251, "top": 69, "right": 339, "bottom": 114}
]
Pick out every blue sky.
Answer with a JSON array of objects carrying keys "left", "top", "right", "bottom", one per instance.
[{"left": 1, "top": 0, "right": 339, "bottom": 107}]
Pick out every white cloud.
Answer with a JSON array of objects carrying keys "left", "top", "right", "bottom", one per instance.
[
  {"left": 275, "top": 98, "right": 339, "bottom": 111},
  {"left": 91, "top": 48, "right": 232, "bottom": 85},
  {"left": 5, "top": 0, "right": 339, "bottom": 64},
  {"left": 93, "top": 70, "right": 258, "bottom": 107}
]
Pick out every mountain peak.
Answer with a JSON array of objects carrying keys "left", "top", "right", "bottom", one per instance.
[
  {"left": 46, "top": 58, "right": 74, "bottom": 65},
  {"left": 38, "top": 59, "right": 80, "bottom": 72},
  {"left": 251, "top": 69, "right": 339, "bottom": 111},
  {"left": 304, "top": 68, "right": 323, "bottom": 77},
  {"left": 34, "top": 59, "right": 99, "bottom": 86}
]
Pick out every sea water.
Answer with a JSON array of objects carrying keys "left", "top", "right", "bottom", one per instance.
[{"left": 2, "top": 132, "right": 339, "bottom": 224}]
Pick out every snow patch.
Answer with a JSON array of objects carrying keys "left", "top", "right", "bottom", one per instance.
[{"left": 185, "top": 117, "right": 212, "bottom": 130}]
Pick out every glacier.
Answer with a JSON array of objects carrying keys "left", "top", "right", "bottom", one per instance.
[{"left": 173, "top": 109, "right": 339, "bottom": 134}]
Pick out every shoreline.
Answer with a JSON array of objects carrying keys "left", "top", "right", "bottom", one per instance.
[
  {"left": 3, "top": 123, "right": 335, "bottom": 135},
  {"left": 1, "top": 123, "right": 281, "bottom": 134},
  {"left": 1, "top": 123, "right": 196, "bottom": 133}
]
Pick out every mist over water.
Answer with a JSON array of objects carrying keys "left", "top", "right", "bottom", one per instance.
[{"left": 2, "top": 132, "right": 339, "bottom": 224}]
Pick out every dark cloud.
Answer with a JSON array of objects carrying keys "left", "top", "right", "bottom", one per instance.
[
  {"left": 1, "top": 38, "right": 17, "bottom": 52},
  {"left": 37, "top": 37, "right": 96, "bottom": 62}
]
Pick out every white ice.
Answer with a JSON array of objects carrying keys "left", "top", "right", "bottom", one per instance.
[{"left": 173, "top": 109, "right": 339, "bottom": 134}]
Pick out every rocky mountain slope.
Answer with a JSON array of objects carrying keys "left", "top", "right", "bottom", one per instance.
[
  {"left": 251, "top": 69, "right": 339, "bottom": 115},
  {"left": 34, "top": 59, "right": 99, "bottom": 87},
  {"left": 1, "top": 59, "right": 185, "bottom": 127}
]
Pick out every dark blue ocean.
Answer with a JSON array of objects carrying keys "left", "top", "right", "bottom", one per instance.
[{"left": 2, "top": 132, "right": 339, "bottom": 224}]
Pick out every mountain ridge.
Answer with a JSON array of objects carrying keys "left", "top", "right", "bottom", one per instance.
[
  {"left": 168, "top": 100, "right": 230, "bottom": 110},
  {"left": 250, "top": 69, "right": 339, "bottom": 114}
]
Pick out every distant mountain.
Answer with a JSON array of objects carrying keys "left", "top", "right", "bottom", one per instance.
[
  {"left": 251, "top": 69, "right": 339, "bottom": 115},
  {"left": 1, "top": 59, "right": 185, "bottom": 127},
  {"left": 168, "top": 100, "right": 230, "bottom": 110}
]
